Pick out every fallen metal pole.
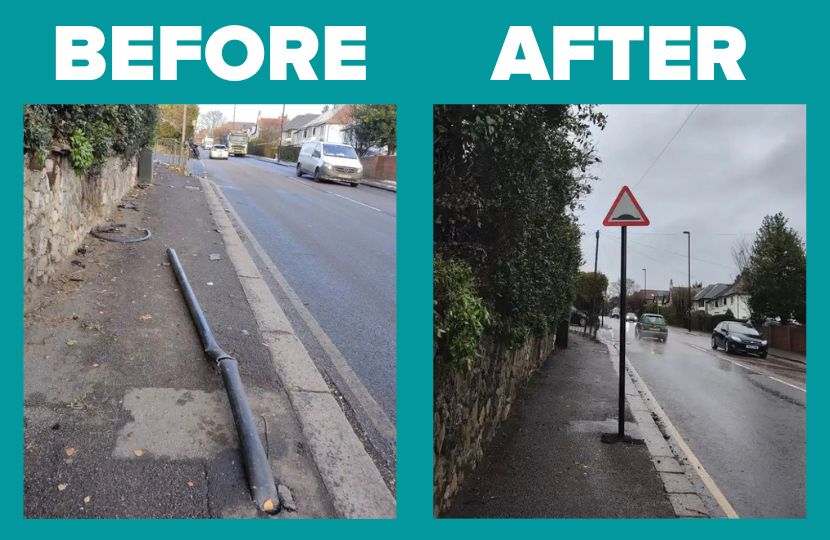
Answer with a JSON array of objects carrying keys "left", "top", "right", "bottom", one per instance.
[{"left": 167, "top": 248, "right": 279, "bottom": 513}]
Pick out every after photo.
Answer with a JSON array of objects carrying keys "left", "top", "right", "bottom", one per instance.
[
  {"left": 24, "top": 104, "right": 397, "bottom": 519},
  {"left": 433, "top": 104, "right": 805, "bottom": 518}
]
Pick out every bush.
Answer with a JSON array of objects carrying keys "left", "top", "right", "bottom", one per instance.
[
  {"left": 434, "top": 105, "right": 606, "bottom": 346},
  {"left": 278, "top": 145, "right": 301, "bottom": 162},
  {"left": 666, "top": 309, "right": 736, "bottom": 333},
  {"left": 23, "top": 105, "right": 158, "bottom": 176},
  {"left": 434, "top": 255, "right": 489, "bottom": 373}
]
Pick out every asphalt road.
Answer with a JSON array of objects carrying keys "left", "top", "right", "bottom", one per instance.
[
  {"left": 191, "top": 151, "right": 397, "bottom": 462},
  {"left": 601, "top": 319, "right": 806, "bottom": 518}
]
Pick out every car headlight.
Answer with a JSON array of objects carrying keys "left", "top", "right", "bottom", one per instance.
[
  {"left": 761, "top": 340, "right": 768, "bottom": 346},
  {"left": 323, "top": 163, "right": 334, "bottom": 169},
  {"left": 730, "top": 334, "right": 742, "bottom": 342}
]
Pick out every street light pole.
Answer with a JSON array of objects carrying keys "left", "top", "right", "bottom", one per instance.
[
  {"left": 684, "top": 231, "right": 691, "bottom": 332},
  {"left": 643, "top": 268, "right": 647, "bottom": 312}
]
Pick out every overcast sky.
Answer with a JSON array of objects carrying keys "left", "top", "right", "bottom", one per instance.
[
  {"left": 197, "top": 104, "right": 330, "bottom": 123},
  {"left": 577, "top": 104, "right": 806, "bottom": 294}
]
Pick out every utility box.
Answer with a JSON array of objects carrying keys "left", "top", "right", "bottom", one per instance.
[{"left": 138, "top": 147, "right": 153, "bottom": 184}]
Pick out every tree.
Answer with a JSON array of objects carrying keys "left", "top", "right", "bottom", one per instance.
[
  {"left": 742, "top": 212, "right": 806, "bottom": 324},
  {"left": 609, "top": 278, "right": 640, "bottom": 298},
  {"left": 573, "top": 272, "right": 609, "bottom": 314},
  {"left": 198, "top": 110, "right": 227, "bottom": 136},
  {"left": 157, "top": 105, "right": 200, "bottom": 140},
  {"left": 351, "top": 104, "right": 397, "bottom": 156},
  {"left": 731, "top": 237, "right": 753, "bottom": 279},
  {"left": 434, "top": 105, "right": 606, "bottom": 343}
]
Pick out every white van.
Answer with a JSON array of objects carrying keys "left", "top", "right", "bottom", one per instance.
[{"left": 296, "top": 141, "right": 363, "bottom": 187}]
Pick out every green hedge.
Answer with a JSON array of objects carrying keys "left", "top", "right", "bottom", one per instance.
[
  {"left": 278, "top": 145, "right": 301, "bottom": 162},
  {"left": 434, "top": 255, "right": 489, "bottom": 374},
  {"left": 24, "top": 105, "right": 158, "bottom": 176},
  {"left": 665, "top": 310, "right": 739, "bottom": 333}
]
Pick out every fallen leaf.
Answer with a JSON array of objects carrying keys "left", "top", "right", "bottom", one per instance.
[
  {"left": 45, "top": 355, "right": 51, "bottom": 359},
  {"left": 65, "top": 448, "right": 75, "bottom": 456},
  {"left": 58, "top": 484, "right": 68, "bottom": 491},
  {"left": 99, "top": 311, "right": 104, "bottom": 314},
  {"left": 92, "top": 364, "right": 99, "bottom": 368},
  {"left": 263, "top": 498, "right": 275, "bottom": 512},
  {"left": 84, "top": 496, "right": 90, "bottom": 504},
  {"left": 139, "top": 315, "right": 152, "bottom": 321},
  {"left": 187, "top": 482, "right": 194, "bottom": 487},
  {"left": 66, "top": 340, "right": 77, "bottom": 346},
  {"left": 133, "top": 450, "right": 144, "bottom": 457}
]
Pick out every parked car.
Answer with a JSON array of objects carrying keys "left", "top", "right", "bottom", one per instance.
[
  {"left": 297, "top": 142, "right": 363, "bottom": 187},
  {"left": 625, "top": 312, "right": 637, "bottom": 322},
  {"left": 635, "top": 313, "right": 668, "bottom": 342},
  {"left": 209, "top": 145, "right": 229, "bottom": 160},
  {"left": 712, "top": 321, "right": 768, "bottom": 358},
  {"left": 570, "top": 307, "right": 588, "bottom": 326},
  {"left": 610, "top": 308, "right": 620, "bottom": 319}
]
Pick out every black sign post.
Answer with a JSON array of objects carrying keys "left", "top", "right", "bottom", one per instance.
[
  {"left": 618, "top": 225, "right": 626, "bottom": 438},
  {"left": 601, "top": 186, "right": 649, "bottom": 444}
]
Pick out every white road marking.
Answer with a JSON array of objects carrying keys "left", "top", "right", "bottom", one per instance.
[
  {"left": 208, "top": 180, "right": 397, "bottom": 448},
  {"left": 768, "top": 376, "right": 806, "bottom": 393},
  {"left": 326, "top": 191, "right": 383, "bottom": 212},
  {"left": 680, "top": 339, "right": 806, "bottom": 393},
  {"left": 623, "top": 354, "right": 740, "bottom": 519}
]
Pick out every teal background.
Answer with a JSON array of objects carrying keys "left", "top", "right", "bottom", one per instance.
[{"left": 10, "top": 0, "right": 820, "bottom": 526}]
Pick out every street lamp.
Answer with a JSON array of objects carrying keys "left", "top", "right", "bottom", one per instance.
[
  {"left": 683, "top": 231, "right": 691, "bottom": 332},
  {"left": 642, "top": 268, "right": 647, "bottom": 313}
]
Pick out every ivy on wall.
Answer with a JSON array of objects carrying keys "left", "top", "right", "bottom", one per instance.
[{"left": 24, "top": 105, "right": 159, "bottom": 175}]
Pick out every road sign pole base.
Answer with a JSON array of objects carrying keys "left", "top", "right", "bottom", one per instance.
[{"left": 600, "top": 432, "right": 644, "bottom": 445}]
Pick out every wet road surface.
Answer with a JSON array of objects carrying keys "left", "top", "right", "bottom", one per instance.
[{"left": 601, "top": 319, "right": 805, "bottom": 518}]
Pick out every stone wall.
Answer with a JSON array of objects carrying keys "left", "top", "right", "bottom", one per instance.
[
  {"left": 23, "top": 151, "right": 138, "bottom": 292},
  {"left": 433, "top": 332, "right": 557, "bottom": 517}
]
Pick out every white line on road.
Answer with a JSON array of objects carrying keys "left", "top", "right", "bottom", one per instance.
[
  {"left": 681, "top": 340, "right": 806, "bottom": 393},
  {"left": 209, "top": 180, "right": 397, "bottom": 448},
  {"left": 768, "top": 376, "right": 806, "bottom": 393},
  {"left": 325, "top": 191, "right": 383, "bottom": 212}
]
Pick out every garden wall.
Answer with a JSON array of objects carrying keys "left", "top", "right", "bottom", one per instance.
[
  {"left": 433, "top": 332, "right": 556, "bottom": 517},
  {"left": 23, "top": 151, "right": 138, "bottom": 292}
]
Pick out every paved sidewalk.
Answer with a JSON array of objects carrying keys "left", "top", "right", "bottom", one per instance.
[
  {"left": 444, "top": 336, "right": 676, "bottom": 518},
  {"left": 23, "top": 164, "right": 336, "bottom": 518}
]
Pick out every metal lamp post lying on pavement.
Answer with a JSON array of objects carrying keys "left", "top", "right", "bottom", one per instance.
[{"left": 167, "top": 248, "right": 280, "bottom": 514}]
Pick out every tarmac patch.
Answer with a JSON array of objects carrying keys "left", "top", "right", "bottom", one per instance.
[{"left": 113, "top": 388, "right": 237, "bottom": 459}]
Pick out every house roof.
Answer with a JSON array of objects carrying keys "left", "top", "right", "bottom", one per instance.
[
  {"left": 720, "top": 280, "right": 744, "bottom": 297},
  {"left": 217, "top": 121, "right": 256, "bottom": 132},
  {"left": 644, "top": 289, "right": 670, "bottom": 298},
  {"left": 258, "top": 118, "right": 287, "bottom": 127},
  {"left": 284, "top": 113, "right": 320, "bottom": 132},
  {"left": 302, "top": 105, "right": 354, "bottom": 129},
  {"left": 693, "top": 283, "right": 731, "bottom": 301}
]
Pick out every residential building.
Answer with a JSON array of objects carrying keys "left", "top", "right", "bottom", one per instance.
[
  {"left": 295, "top": 105, "right": 353, "bottom": 145},
  {"left": 692, "top": 281, "right": 752, "bottom": 317},
  {"left": 282, "top": 114, "right": 320, "bottom": 146}
]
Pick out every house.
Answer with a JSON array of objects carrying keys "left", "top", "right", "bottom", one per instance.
[
  {"left": 692, "top": 280, "right": 751, "bottom": 317},
  {"left": 692, "top": 284, "right": 731, "bottom": 312},
  {"left": 214, "top": 122, "right": 257, "bottom": 141},
  {"left": 708, "top": 278, "right": 752, "bottom": 318},
  {"left": 295, "top": 105, "right": 353, "bottom": 145},
  {"left": 282, "top": 114, "right": 320, "bottom": 146},
  {"left": 643, "top": 289, "right": 670, "bottom": 305},
  {"left": 250, "top": 117, "right": 287, "bottom": 143}
]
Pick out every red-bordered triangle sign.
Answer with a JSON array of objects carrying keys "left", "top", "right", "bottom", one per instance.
[{"left": 603, "top": 185, "right": 650, "bottom": 226}]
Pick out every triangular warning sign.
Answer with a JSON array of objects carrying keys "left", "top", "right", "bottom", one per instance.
[{"left": 603, "top": 186, "right": 650, "bottom": 226}]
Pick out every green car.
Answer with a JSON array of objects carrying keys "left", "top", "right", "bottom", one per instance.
[{"left": 635, "top": 314, "right": 668, "bottom": 342}]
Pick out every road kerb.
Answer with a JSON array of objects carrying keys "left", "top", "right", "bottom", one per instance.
[
  {"left": 199, "top": 176, "right": 396, "bottom": 519},
  {"left": 601, "top": 339, "right": 723, "bottom": 518}
]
